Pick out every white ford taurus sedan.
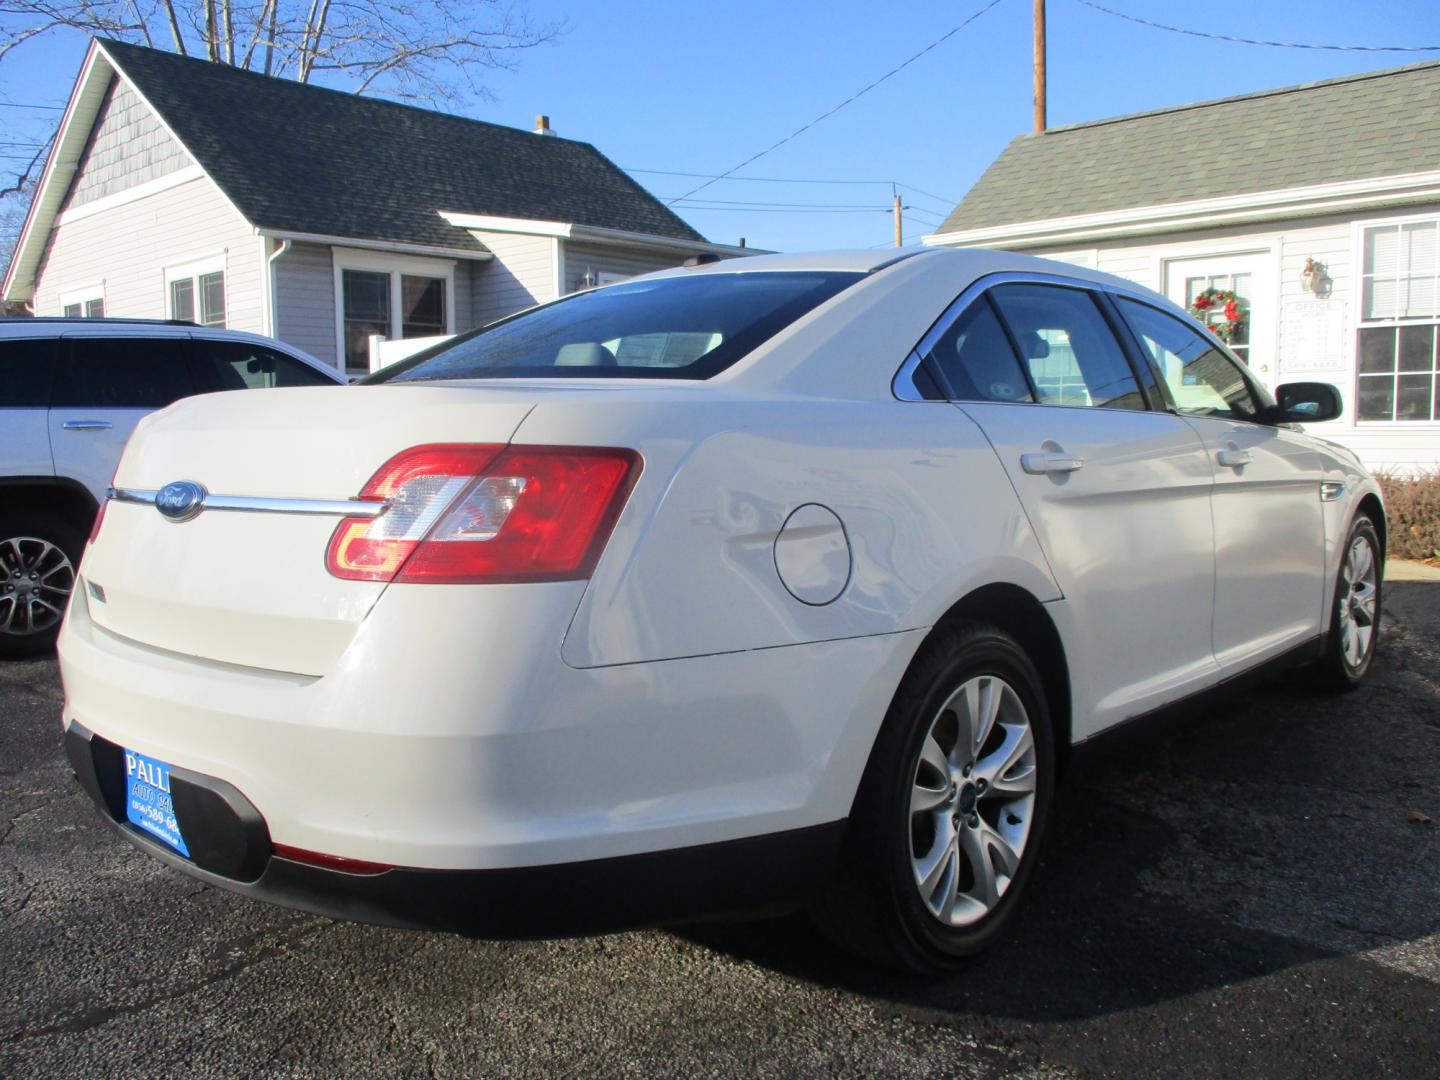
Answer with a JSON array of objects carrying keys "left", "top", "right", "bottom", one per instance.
[{"left": 58, "top": 248, "right": 1384, "bottom": 972}]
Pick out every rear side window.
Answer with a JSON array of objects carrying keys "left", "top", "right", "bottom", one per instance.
[
  {"left": 191, "top": 341, "right": 338, "bottom": 391},
  {"left": 0, "top": 339, "right": 58, "bottom": 407},
  {"left": 989, "top": 284, "right": 1147, "bottom": 411},
  {"left": 1115, "top": 297, "right": 1263, "bottom": 422},
  {"left": 922, "top": 297, "right": 1034, "bottom": 404},
  {"left": 368, "top": 271, "right": 864, "bottom": 383},
  {"left": 55, "top": 338, "right": 197, "bottom": 408}
]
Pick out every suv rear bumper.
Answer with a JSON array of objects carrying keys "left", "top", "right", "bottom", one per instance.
[{"left": 65, "top": 721, "right": 845, "bottom": 936}]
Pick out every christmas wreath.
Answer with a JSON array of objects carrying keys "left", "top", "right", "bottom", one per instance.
[{"left": 1189, "top": 288, "right": 1246, "bottom": 343}]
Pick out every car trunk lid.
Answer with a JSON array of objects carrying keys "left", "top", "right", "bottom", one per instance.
[{"left": 80, "top": 385, "right": 535, "bottom": 674}]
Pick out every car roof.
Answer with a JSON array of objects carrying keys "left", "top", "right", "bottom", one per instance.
[
  {"left": 0, "top": 318, "right": 340, "bottom": 378},
  {"left": 633, "top": 246, "right": 1171, "bottom": 306}
]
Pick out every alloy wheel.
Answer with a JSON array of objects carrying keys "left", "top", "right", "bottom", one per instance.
[
  {"left": 1338, "top": 532, "right": 1379, "bottom": 670},
  {"left": 0, "top": 536, "right": 76, "bottom": 637},
  {"left": 909, "top": 674, "right": 1038, "bottom": 927}
]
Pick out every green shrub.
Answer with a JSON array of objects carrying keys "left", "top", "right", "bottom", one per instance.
[{"left": 1376, "top": 472, "right": 1440, "bottom": 561}]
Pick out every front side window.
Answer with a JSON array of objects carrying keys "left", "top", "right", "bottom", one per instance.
[
  {"left": 0, "top": 340, "right": 58, "bottom": 407},
  {"left": 987, "top": 283, "right": 1147, "bottom": 411},
  {"left": 369, "top": 271, "right": 863, "bottom": 383},
  {"left": 191, "top": 341, "right": 338, "bottom": 392},
  {"left": 1357, "top": 220, "right": 1439, "bottom": 422},
  {"left": 1117, "top": 297, "right": 1262, "bottom": 422}
]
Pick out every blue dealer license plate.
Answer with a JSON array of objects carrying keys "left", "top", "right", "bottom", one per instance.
[{"left": 123, "top": 748, "right": 190, "bottom": 857}]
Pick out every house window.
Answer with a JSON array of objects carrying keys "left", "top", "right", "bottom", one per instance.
[
  {"left": 1358, "top": 219, "right": 1439, "bottom": 422},
  {"left": 335, "top": 252, "right": 454, "bottom": 375},
  {"left": 166, "top": 258, "right": 227, "bottom": 327},
  {"left": 60, "top": 286, "right": 104, "bottom": 319}
]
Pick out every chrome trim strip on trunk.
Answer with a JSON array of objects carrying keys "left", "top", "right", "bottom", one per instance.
[{"left": 108, "top": 487, "right": 388, "bottom": 518}]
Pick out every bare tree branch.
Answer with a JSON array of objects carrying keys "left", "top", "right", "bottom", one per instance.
[
  {"left": 159, "top": 0, "right": 188, "bottom": 53},
  {"left": 0, "top": 140, "right": 48, "bottom": 198}
]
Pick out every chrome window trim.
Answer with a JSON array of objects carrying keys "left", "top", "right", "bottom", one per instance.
[
  {"left": 891, "top": 270, "right": 1173, "bottom": 403},
  {"left": 109, "top": 487, "right": 388, "bottom": 518}
]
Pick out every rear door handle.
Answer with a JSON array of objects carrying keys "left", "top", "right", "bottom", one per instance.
[
  {"left": 1020, "top": 451, "right": 1085, "bottom": 475},
  {"left": 61, "top": 420, "right": 113, "bottom": 431},
  {"left": 1217, "top": 447, "right": 1252, "bottom": 468}
]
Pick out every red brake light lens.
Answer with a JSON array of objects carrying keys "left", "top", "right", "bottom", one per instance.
[{"left": 325, "top": 444, "right": 641, "bottom": 584}]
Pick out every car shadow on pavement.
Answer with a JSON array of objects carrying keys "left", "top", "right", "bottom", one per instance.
[{"left": 676, "top": 581, "right": 1440, "bottom": 1026}]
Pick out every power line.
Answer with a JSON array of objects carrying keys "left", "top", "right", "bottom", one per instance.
[
  {"left": 630, "top": 167, "right": 892, "bottom": 185},
  {"left": 670, "top": 205, "right": 890, "bottom": 214},
  {"left": 1075, "top": 0, "right": 1440, "bottom": 51},
  {"left": 0, "top": 101, "right": 64, "bottom": 110},
  {"left": 665, "top": 0, "right": 1007, "bottom": 205},
  {"left": 662, "top": 196, "right": 890, "bottom": 209},
  {"left": 896, "top": 182, "right": 960, "bottom": 208},
  {"left": 628, "top": 169, "right": 959, "bottom": 206}
]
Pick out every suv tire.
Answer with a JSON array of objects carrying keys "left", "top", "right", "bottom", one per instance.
[{"left": 0, "top": 509, "right": 85, "bottom": 659}]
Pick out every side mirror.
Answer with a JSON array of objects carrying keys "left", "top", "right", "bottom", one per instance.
[{"left": 1271, "top": 382, "right": 1342, "bottom": 424}]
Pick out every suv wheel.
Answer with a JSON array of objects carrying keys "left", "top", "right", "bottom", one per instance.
[{"left": 0, "top": 512, "right": 83, "bottom": 659}]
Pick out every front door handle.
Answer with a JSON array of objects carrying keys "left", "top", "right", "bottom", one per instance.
[
  {"left": 1020, "top": 451, "right": 1085, "bottom": 475},
  {"left": 61, "top": 419, "right": 113, "bottom": 432},
  {"left": 1217, "top": 447, "right": 1253, "bottom": 468}
]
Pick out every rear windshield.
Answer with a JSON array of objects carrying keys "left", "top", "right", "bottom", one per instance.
[{"left": 366, "top": 271, "right": 864, "bottom": 383}]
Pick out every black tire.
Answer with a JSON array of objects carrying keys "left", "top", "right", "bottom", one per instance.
[
  {"left": 1312, "top": 515, "right": 1383, "bottom": 693},
  {"left": 813, "top": 622, "right": 1055, "bottom": 973},
  {"left": 0, "top": 509, "right": 86, "bottom": 660}
]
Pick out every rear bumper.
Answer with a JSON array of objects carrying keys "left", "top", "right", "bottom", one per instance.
[
  {"left": 65, "top": 721, "right": 845, "bottom": 936},
  {"left": 59, "top": 581, "right": 921, "bottom": 870}
]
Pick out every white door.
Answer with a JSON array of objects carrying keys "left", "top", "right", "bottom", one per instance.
[
  {"left": 954, "top": 282, "right": 1219, "bottom": 735},
  {"left": 50, "top": 335, "right": 198, "bottom": 503},
  {"left": 1165, "top": 253, "right": 1276, "bottom": 391},
  {"left": 1113, "top": 295, "right": 1327, "bottom": 673}
]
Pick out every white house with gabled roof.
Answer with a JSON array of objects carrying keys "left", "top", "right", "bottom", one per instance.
[
  {"left": 4, "top": 39, "right": 745, "bottom": 376},
  {"left": 927, "top": 61, "right": 1440, "bottom": 475}
]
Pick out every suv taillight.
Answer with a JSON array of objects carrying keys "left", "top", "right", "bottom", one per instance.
[{"left": 325, "top": 444, "right": 642, "bottom": 584}]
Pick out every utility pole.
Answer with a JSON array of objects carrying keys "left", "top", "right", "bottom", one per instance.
[
  {"left": 894, "top": 192, "right": 903, "bottom": 247},
  {"left": 1033, "top": 0, "right": 1047, "bottom": 132}
]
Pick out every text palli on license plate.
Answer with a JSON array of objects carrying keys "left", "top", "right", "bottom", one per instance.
[{"left": 123, "top": 748, "right": 190, "bottom": 857}]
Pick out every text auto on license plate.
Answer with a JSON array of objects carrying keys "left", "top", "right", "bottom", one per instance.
[{"left": 123, "top": 748, "right": 189, "bottom": 856}]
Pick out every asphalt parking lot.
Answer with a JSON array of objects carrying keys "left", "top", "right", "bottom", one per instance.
[{"left": 2, "top": 577, "right": 1437, "bottom": 1079}]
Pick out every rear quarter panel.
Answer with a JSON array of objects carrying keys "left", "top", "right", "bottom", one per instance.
[{"left": 510, "top": 398, "right": 1059, "bottom": 668}]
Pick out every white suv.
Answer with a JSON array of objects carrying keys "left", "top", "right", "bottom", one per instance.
[
  {"left": 57, "top": 250, "right": 1384, "bottom": 971},
  {"left": 1, "top": 318, "right": 342, "bottom": 657}
]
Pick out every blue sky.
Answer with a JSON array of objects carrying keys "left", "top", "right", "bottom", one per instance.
[{"left": 2, "top": 0, "right": 1438, "bottom": 251}]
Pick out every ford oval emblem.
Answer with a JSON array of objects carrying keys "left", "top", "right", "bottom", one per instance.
[{"left": 155, "top": 480, "right": 208, "bottom": 523}]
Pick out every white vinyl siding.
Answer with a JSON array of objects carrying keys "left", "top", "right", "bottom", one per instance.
[
  {"left": 33, "top": 174, "right": 265, "bottom": 333},
  {"left": 271, "top": 242, "right": 338, "bottom": 366},
  {"left": 64, "top": 77, "right": 193, "bottom": 209},
  {"left": 562, "top": 242, "right": 685, "bottom": 294},
  {"left": 468, "top": 231, "right": 556, "bottom": 326}
]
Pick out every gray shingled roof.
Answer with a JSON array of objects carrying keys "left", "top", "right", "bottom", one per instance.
[
  {"left": 100, "top": 39, "right": 706, "bottom": 250},
  {"left": 940, "top": 60, "right": 1440, "bottom": 234}
]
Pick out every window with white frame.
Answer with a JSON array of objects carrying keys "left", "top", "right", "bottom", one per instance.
[
  {"left": 335, "top": 251, "right": 454, "bottom": 374},
  {"left": 1357, "top": 218, "right": 1439, "bottom": 423},
  {"left": 60, "top": 285, "right": 104, "bottom": 319},
  {"left": 166, "top": 258, "right": 227, "bottom": 327}
]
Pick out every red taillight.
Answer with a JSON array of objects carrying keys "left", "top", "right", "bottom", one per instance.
[
  {"left": 88, "top": 498, "right": 109, "bottom": 545},
  {"left": 272, "top": 843, "right": 393, "bottom": 876},
  {"left": 325, "top": 444, "right": 642, "bottom": 585}
]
